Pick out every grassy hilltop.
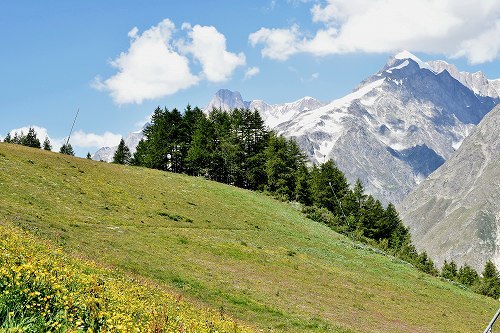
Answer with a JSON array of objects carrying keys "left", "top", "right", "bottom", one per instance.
[{"left": 0, "top": 142, "right": 497, "bottom": 332}]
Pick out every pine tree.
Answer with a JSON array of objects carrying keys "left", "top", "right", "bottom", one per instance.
[
  {"left": 43, "top": 137, "right": 52, "bottom": 151},
  {"left": 295, "top": 165, "right": 312, "bottom": 205},
  {"left": 441, "top": 260, "right": 458, "bottom": 280},
  {"left": 22, "top": 127, "right": 41, "bottom": 148},
  {"left": 475, "top": 260, "right": 500, "bottom": 298},
  {"left": 3, "top": 133, "right": 12, "bottom": 143},
  {"left": 264, "top": 134, "right": 305, "bottom": 199},
  {"left": 131, "top": 139, "right": 150, "bottom": 167},
  {"left": 185, "top": 115, "right": 214, "bottom": 177},
  {"left": 415, "top": 251, "right": 438, "bottom": 276},
  {"left": 457, "top": 264, "right": 479, "bottom": 287},
  {"left": 12, "top": 132, "right": 24, "bottom": 144},
  {"left": 59, "top": 143, "right": 75, "bottom": 156},
  {"left": 113, "top": 138, "right": 131, "bottom": 165},
  {"left": 310, "top": 160, "right": 349, "bottom": 216}
]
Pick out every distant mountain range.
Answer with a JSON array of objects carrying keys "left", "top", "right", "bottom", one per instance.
[
  {"left": 399, "top": 104, "right": 500, "bottom": 271},
  {"left": 94, "top": 51, "right": 498, "bottom": 205}
]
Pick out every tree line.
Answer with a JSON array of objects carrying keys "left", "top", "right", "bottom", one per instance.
[{"left": 3, "top": 127, "right": 75, "bottom": 156}]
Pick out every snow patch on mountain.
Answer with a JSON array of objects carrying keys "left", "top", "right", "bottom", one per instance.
[{"left": 204, "top": 90, "right": 325, "bottom": 129}]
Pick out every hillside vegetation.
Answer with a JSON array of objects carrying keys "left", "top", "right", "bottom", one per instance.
[
  {"left": 0, "top": 224, "right": 251, "bottom": 332},
  {"left": 0, "top": 143, "right": 498, "bottom": 332}
]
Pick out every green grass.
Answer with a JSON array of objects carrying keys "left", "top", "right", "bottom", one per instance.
[{"left": 0, "top": 142, "right": 498, "bottom": 332}]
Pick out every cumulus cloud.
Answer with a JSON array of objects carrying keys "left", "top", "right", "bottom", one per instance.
[
  {"left": 178, "top": 24, "right": 246, "bottom": 82},
  {"left": 249, "top": 25, "right": 301, "bottom": 61},
  {"left": 250, "top": 0, "right": 500, "bottom": 64},
  {"left": 95, "top": 19, "right": 245, "bottom": 104},
  {"left": 244, "top": 66, "right": 260, "bottom": 79},
  {"left": 93, "top": 19, "right": 198, "bottom": 104},
  {"left": 71, "top": 130, "right": 122, "bottom": 148}
]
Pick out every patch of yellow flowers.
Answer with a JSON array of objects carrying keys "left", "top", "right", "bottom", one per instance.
[{"left": 0, "top": 225, "right": 253, "bottom": 332}]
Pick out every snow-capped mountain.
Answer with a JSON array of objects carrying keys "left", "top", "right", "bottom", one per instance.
[
  {"left": 399, "top": 104, "right": 500, "bottom": 271},
  {"left": 427, "top": 60, "right": 500, "bottom": 99},
  {"left": 206, "top": 51, "right": 497, "bottom": 204},
  {"left": 92, "top": 128, "right": 145, "bottom": 162},
  {"left": 204, "top": 89, "right": 325, "bottom": 128}
]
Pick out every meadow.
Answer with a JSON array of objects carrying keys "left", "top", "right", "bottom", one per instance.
[{"left": 0, "top": 143, "right": 497, "bottom": 332}]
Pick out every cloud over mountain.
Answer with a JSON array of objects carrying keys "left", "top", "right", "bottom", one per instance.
[{"left": 250, "top": 0, "right": 500, "bottom": 64}]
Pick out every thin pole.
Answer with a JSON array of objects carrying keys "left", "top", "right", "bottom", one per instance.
[
  {"left": 328, "top": 181, "right": 346, "bottom": 218},
  {"left": 65, "top": 108, "right": 79, "bottom": 147},
  {"left": 483, "top": 307, "right": 500, "bottom": 333},
  {"left": 329, "top": 181, "right": 353, "bottom": 239}
]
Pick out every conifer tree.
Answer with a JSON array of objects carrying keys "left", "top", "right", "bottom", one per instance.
[
  {"left": 12, "top": 132, "right": 24, "bottom": 144},
  {"left": 295, "top": 164, "right": 312, "bottom": 205},
  {"left": 113, "top": 138, "right": 131, "bottom": 165},
  {"left": 264, "top": 133, "right": 305, "bottom": 199},
  {"left": 22, "top": 127, "right": 41, "bottom": 148},
  {"left": 475, "top": 260, "right": 500, "bottom": 298},
  {"left": 3, "top": 133, "right": 12, "bottom": 143},
  {"left": 457, "top": 264, "right": 479, "bottom": 287},
  {"left": 43, "top": 137, "right": 52, "bottom": 151},
  {"left": 441, "top": 260, "right": 458, "bottom": 280},
  {"left": 59, "top": 143, "right": 74, "bottom": 156},
  {"left": 311, "top": 160, "right": 350, "bottom": 216}
]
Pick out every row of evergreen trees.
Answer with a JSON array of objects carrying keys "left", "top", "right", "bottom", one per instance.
[
  {"left": 441, "top": 259, "right": 500, "bottom": 299},
  {"left": 2, "top": 127, "right": 75, "bottom": 156}
]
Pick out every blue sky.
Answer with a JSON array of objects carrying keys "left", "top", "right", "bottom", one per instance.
[{"left": 1, "top": 0, "right": 499, "bottom": 156}]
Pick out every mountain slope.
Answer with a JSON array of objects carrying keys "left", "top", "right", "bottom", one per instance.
[
  {"left": 0, "top": 142, "right": 497, "bottom": 332},
  {"left": 399, "top": 104, "right": 500, "bottom": 272}
]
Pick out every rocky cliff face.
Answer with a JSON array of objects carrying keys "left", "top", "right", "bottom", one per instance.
[{"left": 399, "top": 105, "right": 500, "bottom": 271}]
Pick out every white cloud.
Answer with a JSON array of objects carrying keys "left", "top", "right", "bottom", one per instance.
[
  {"left": 93, "top": 19, "right": 198, "bottom": 104},
  {"left": 7, "top": 126, "right": 64, "bottom": 151},
  {"left": 249, "top": 24, "right": 301, "bottom": 61},
  {"left": 95, "top": 19, "right": 246, "bottom": 104},
  {"left": 71, "top": 130, "right": 122, "bottom": 148},
  {"left": 244, "top": 66, "right": 260, "bottom": 79},
  {"left": 178, "top": 24, "right": 246, "bottom": 82},
  {"left": 250, "top": 0, "right": 500, "bottom": 64}
]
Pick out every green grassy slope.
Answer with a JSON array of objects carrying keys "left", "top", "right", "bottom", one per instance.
[{"left": 0, "top": 143, "right": 497, "bottom": 332}]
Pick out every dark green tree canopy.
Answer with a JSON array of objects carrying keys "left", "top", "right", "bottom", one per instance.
[
  {"left": 22, "top": 127, "right": 41, "bottom": 148},
  {"left": 43, "top": 137, "right": 52, "bottom": 151},
  {"left": 59, "top": 143, "right": 75, "bottom": 156},
  {"left": 113, "top": 138, "right": 131, "bottom": 165}
]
